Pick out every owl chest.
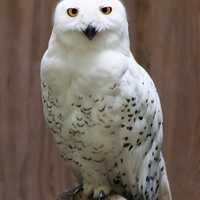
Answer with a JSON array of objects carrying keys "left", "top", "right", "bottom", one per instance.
[
  {"left": 62, "top": 93, "right": 122, "bottom": 150},
  {"left": 54, "top": 90, "right": 126, "bottom": 159}
]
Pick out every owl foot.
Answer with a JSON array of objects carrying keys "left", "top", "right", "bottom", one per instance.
[
  {"left": 93, "top": 190, "right": 107, "bottom": 200},
  {"left": 92, "top": 186, "right": 111, "bottom": 200},
  {"left": 83, "top": 183, "right": 111, "bottom": 200},
  {"left": 56, "top": 184, "right": 83, "bottom": 200}
]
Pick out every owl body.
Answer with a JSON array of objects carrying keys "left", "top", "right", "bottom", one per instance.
[{"left": 41, "top": 0, "right": 171, "bottom": 199}]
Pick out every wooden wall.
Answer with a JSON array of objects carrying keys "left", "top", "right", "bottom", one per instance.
[{"left": 0, "top": 0, "right": 199, "bottom": 199}]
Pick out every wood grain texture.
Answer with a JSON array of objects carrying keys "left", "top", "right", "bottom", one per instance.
[{"left": 0, "top": 0, "right": 199, "bottom": 200}]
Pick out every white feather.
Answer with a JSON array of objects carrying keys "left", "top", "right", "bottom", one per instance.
[{"left": 40, "top": 0, "right": 172, "bottom": 199}]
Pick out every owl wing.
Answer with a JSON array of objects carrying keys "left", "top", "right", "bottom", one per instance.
[
  {"left": 118, "top": 60, "right": 172, "bottom": 200},
  {"left": 40, "top": 61, "right": 67, "bottom": 153}
]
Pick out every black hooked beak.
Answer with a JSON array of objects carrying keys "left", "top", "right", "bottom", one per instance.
[{"left": 83, "top": 25, "right": 97, "bottom": 40}]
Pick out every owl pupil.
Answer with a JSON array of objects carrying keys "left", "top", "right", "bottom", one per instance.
[
  {"left": 72, "top": 9, "right": 77, "bottom": 14},
  {"left": 102, "top": 7, "right": 108, "bottom": 13}
]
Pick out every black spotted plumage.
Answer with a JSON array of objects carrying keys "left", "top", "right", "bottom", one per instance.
[{"left": 40, "top": 1, "right": 172, "bottom": 199}]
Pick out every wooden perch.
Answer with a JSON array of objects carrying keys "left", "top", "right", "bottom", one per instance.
[
  {"left": 56, "top": 190, "right": 127, "bottom": 200},
  {"left": 55, "top": 183, "right": 127, "bottom": 200}
]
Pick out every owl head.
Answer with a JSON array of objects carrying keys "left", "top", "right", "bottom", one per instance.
[{"left": 53, "top": 0, "right": 129, "bottom": 50}]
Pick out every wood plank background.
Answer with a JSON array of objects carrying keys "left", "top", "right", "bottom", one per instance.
[{"left": 0, "top": 0, "right": 200, "bottom": 199}]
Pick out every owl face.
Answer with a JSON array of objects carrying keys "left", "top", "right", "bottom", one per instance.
[{"left": 54, "top": 0, "right": 128, "bottom": 49}]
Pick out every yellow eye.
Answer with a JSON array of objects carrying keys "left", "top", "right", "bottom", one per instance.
[
  {"left": 67, "top": 8, "right": 78, "bottom": 17},
  {"left": 101, "top": 7, "right": 112, "bottom": 15}
]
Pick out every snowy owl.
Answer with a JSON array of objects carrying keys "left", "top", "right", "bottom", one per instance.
[{"left": 40, "top": 0, "right": 172, "bottom": 200}]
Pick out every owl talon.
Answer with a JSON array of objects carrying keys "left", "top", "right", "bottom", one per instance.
[
  {"left": 72, "top": 184, "right": 83, "bottom": 195},
  {"left": 56, "top": 184, "right": 83, "bottom": 200},
  {"left": 94, "top": 191, "right": 108, "bottom": 200}
]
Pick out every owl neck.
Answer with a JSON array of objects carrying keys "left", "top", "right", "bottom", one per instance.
[{"left": 44, "top": 29, "right": 135, "bottom": 92}]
